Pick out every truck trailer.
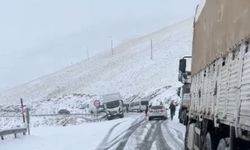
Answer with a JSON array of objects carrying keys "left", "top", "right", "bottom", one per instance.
[{"left": 184, "top": 0, "right": 250, "bottom": 149}]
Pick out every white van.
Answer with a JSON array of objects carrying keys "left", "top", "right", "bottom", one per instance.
[
  {"left": 129, "top": 98, "right": 149, "bottom": 112},
  {"left": 102, "top": 93, "right": 124, "bottom": 120}
]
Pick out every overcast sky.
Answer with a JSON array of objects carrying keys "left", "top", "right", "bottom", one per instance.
[{"left": 0, "top": 0, "right": 198, "bottom": 91}]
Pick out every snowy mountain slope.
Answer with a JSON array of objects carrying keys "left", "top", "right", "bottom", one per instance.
[
  {"left": 0, "top": 0, "right": 198, "bottom": 91},
  {"left": 0, "top": 18, "right": 193, "bottom": 105}
]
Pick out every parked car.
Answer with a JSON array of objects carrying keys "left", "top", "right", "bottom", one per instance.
[
  {"left": 148, "top": 105, "right": 167, "bottom": 121},
  {"left": 58, "top": 109, "right": 70, "bottom": 115}
]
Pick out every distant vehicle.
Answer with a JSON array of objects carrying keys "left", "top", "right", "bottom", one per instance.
[
  {"left": 148, "top": 105, "right": 167, "bottom": 121},
  {"left": 58, "top": 109, "right": 70, "bottom": 115},
  {"left": 102, "top": 93, "right": 124, "bottom": 120},
  {"left": 129, "top": 98, "right": 149, "bottom": 112}
]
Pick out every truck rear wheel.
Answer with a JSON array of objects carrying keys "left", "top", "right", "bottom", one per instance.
[
  {"left": 183, "top": 109, "right": 188, "bottom": 125},
  {"left": 120, "top": 114, "right": 124, "bottom": 118},
  {"left": 203, "top": 132, "right": 213, "bottom": 150},
  {"left": 179, "top": 110, "right": 184, "bottom": 123}
]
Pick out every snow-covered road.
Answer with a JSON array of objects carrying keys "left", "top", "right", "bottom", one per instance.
[
  {"left": 0, "top": 113, "right": 185, "bottom": 150},
  {"left": 97, "top": 117, "right": 185, "bottom": 150}
]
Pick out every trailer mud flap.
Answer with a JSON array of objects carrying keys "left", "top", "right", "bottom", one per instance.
[{"left": 187, "top": 123, "right": 196, "bottom": 150}]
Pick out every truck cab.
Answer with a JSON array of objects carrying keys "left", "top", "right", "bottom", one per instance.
[{"left": 178, "top": 56, "right": 191, "bottom": 125}]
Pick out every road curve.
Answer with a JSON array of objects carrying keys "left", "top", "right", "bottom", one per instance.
[{"left": 96, "top": 115, "right": 185, "bottom": 150}]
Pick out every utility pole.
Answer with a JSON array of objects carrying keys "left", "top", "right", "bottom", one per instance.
[
  {"left": 150, "top": 39, "right": 153, "bottom": 60},
  {"left": 20, "top": 98, "right": 25, "bottom": 123},
  {"left": 111, "top": 39, "right": 114, "bottom": 56}
]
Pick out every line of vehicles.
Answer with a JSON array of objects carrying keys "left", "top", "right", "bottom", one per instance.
[
  {"left": 101, "top": 93, "right": 167, "bottom": 121},
  {"left": 128, "top": 98, "right": 149, "bottom": 112},
  {"left": 178, "top": 1, "right": 250, "bottom": 149}
]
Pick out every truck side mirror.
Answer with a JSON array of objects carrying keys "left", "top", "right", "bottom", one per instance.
[{"left": 179, "top": 59, "right": 186, "bottom": 73}]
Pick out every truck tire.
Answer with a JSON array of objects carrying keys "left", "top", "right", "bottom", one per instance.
[
  {"left": 183, "top": 109, "right": 188, "bottom": 125},
  {"left": 184, "top": 124, "right": 190, "bottom": 150},
  {"left": 217, "top": 138, "right": 229, "bottom": 150},
  {"left": 149, "top": 117, "right": 152, "bottom": 121},
  {"left": 203, "top": 132, "right": 213, "bottom": 150},
  {"left": 179, "top": 111, "right": 184, "bottom": 123},
  {"left": 120, "top": 114, "right": 124, "bottom": 118}
]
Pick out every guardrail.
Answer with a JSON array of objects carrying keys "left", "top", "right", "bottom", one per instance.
[
  {"left": 0, "top": 113, "right": 107, "bottom": 127},
  {"left": 0, "top": 128, "right": 27, "bottom": 140},
  {"left": 0, "top": 113, "right": 103, "bottom": 117}
]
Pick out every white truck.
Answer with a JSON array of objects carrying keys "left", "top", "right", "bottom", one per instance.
[
  {"left": 102, "top": 93, "right": 124, "bottom": 120},
  {"left": 184, "top": 1, "right": 250, "bottom": 149}
]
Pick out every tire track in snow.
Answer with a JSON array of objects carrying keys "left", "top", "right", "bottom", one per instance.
[
  {"left": 114, "top": 119, "right": 146, "bottom": 150},
  {"left": 155, "top": 123, "right": 171, "bottom": 150},
  {"left": 96, "top": 122, "right": 123, "bottom": 150},
  {"left": 138, "top": 121, "right": 158, "bottom": 150},
  {"left": 97, "top": 118, "right": 182, "bottom": 150},
  {"left": 97, "top": 117, "right": 145, "bottom": 150},
  {"left": 161, "top": 122, "right": 184, "bottom": 150},
  {"left": 136, "top": 120, "right": 171, "bottom": 150}
]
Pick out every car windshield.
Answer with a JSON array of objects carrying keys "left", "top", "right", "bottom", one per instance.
[
  {"left": 141, "top": 101, "right": 149, "bottom": 105},
  {"left": 150, "top": 106, "right": 163, "bottom": 109},
  {"left": 106, "top": 101, "right": 120, "bottom": 109}
]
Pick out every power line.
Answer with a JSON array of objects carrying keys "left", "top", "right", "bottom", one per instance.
[
  {"left": 111, "top": 39, "right": 114, "bottom": 56},
  {"left": 86, "top": 47, "right": 90, "bottom": 61}
]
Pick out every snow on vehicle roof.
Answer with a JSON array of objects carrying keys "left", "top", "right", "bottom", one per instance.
[
  {"left": 132, "top": 97, "right": 150, "bottom": 103},
  {"left": 141, "top": 98, "right": 150, "bottom": 101},
  {"left": 102, "top": 93, "right": 122, "bottom": 103}
]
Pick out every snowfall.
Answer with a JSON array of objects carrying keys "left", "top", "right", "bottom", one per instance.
[{"left": 0, "top": 0, "right": 196, "bottom": 148}]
